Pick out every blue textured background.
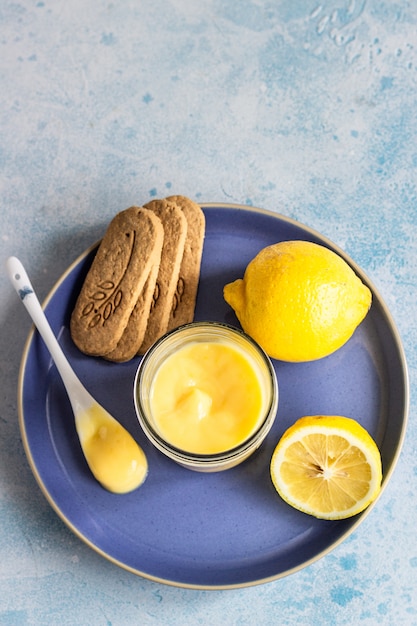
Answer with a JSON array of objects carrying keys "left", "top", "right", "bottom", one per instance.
[{"left": 1, "top": 1, "right": 416, "bottom": 624}]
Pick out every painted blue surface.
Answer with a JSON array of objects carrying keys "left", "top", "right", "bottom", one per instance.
[
  {"left": 18, "top": 287, "right": 33, "bottom": 300},
  {"left": 1, "top": 0, "right": 416, "bottom": 624}
]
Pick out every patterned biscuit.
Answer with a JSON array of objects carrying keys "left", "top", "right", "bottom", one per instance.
[
  {"left": 138, "top": 199, "right": 188, "bottom": 354},
  {"left": 103, "top": 261, "right": 159, "bottom": 362},
  {"left": 70, "top": 207, "right": 163, "bottom": 356},
  {"left": 163, "top": 195, "right": 205, "bottom": 330}
]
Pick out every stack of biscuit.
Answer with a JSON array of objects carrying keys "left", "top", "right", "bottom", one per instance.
[{"left": 70, "top": 195, "right": 205, "bottom": 362}]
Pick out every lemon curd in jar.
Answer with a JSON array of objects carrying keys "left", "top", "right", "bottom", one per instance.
[
  {"left": 149, "top": 340, "right": 268, "bottom": 454},
  {"left": 134, "top": 322, "right": 278, "bottom": 472}
]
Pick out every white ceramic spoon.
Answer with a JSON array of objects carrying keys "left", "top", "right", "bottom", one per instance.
[{"left": 7, "top": 256, "right": 148, "bottom": 493}]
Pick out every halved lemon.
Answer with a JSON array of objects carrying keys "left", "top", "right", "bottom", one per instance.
[{"left": 270, "top": 415, "right": 382, "bottom": 520}]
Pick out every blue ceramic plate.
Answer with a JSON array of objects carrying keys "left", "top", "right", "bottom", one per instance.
[{"left": 18, "top": 204, "right": 409, "bottom": 589}]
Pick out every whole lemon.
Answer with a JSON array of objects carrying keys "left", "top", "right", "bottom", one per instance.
[{"left": 223, "top": 240, "right": 372, "bottom": 361}]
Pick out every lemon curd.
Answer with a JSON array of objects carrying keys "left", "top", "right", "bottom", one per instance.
[
  {"left": 149, "top": 341, "right": 268, "bottom": 454},
  {"left": 135, "top": 322, "right": 278, "bottom": 472},
  {"left": 77, "top": 403, "right": 148, "bottom": 493}
]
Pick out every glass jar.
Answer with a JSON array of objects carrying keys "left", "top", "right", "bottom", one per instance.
[{"left": 134, "top": 321, "right": 279, "bottom": 472}]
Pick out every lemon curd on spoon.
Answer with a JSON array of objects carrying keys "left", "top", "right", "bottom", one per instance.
[
  {"left": 6, "top": 256, "right": 148, "bottom": 495},
  {"left": 77, "top": 403, "right": 148, "bottom": 493}
]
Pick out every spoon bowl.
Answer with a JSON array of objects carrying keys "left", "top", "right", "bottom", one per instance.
[{"left": 6, "top": 256, "right": 148, "bottom": 494}]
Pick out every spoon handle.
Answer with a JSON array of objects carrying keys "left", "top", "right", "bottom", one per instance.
[{"left": 6, "top": 256, "right": 86, "bottom": 404}]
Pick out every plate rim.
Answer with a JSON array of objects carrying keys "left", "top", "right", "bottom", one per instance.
[{"left": 17, "top": 202, "right": 410, "bottom": 589}]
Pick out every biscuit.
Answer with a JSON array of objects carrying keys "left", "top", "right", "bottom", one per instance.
[
  {"left": 138, "top": 199, "right": 188, "bottom": 354},
  {"left": 70, "top": 207, "right": 163, "bottom": 356},
  {"left": 103, "top": 261, "right": 159, "bottom": 362},
  {"left": 163, "top": 195, "right": 205, "bottom": 330}
]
